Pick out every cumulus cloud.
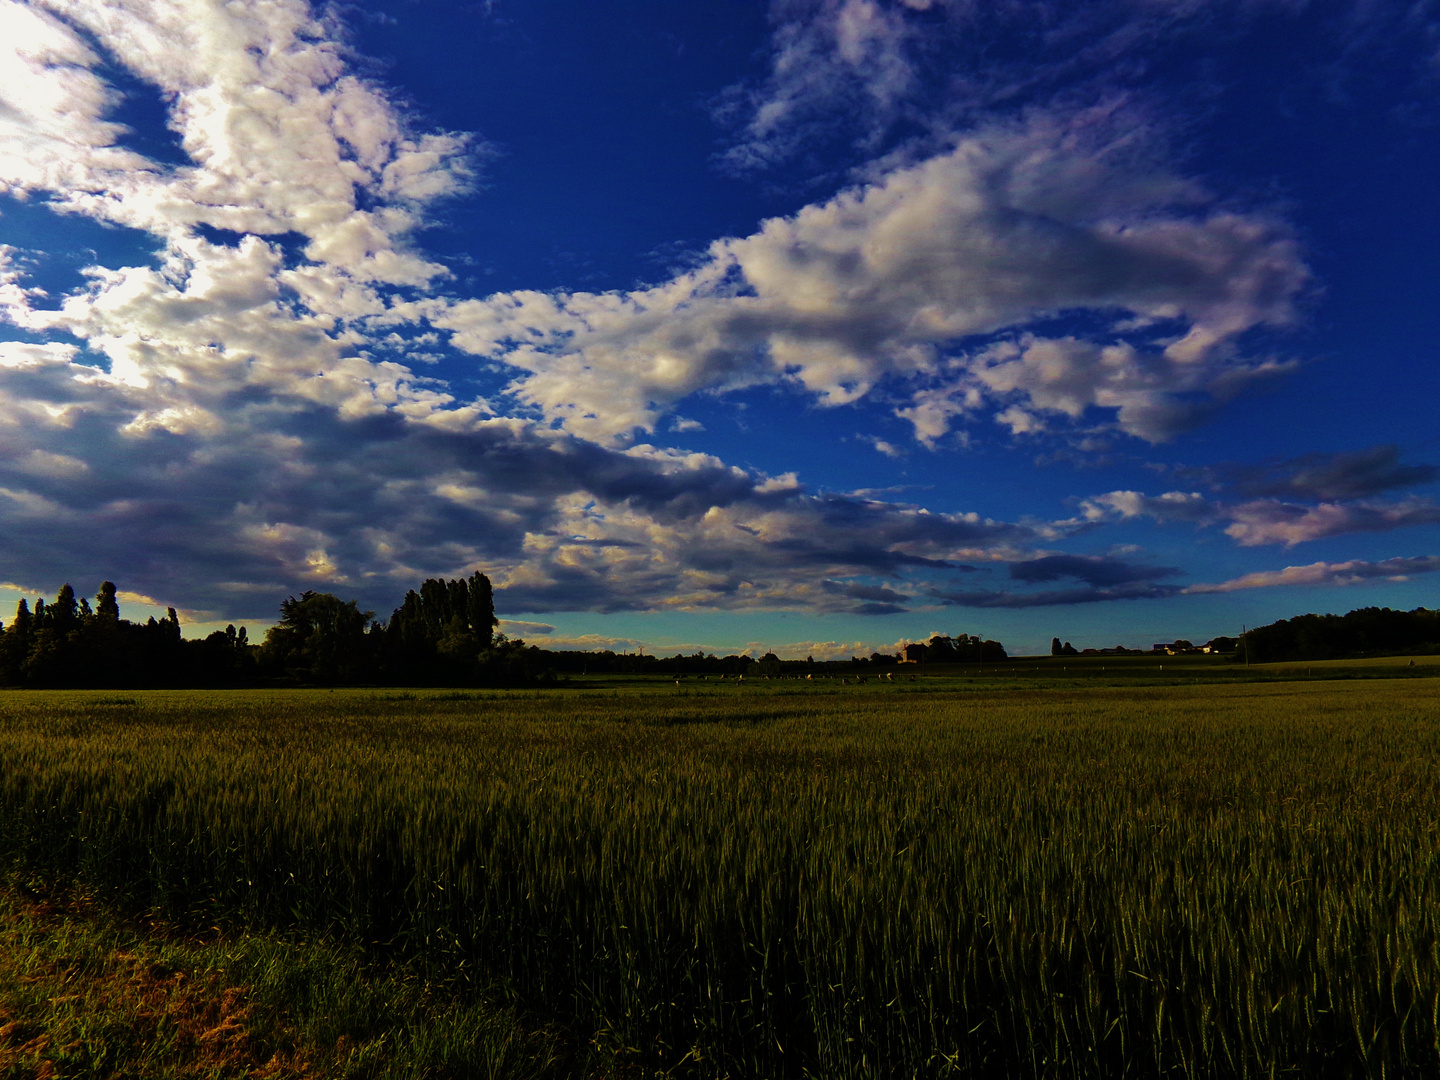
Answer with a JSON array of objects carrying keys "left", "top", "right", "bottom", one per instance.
[
  {"left": 1186, "top": 556, "right": 1440, "bottom": 594},
  {"left": 972, "top": 336, "right": 1295, "bottom": 444},
  {"left": 0, "top": 334, "right": 1037, "bottom": 618},
  {"left": 0, "top": 0, "right": 473, "bottom": 283},
  {"left": 1220, "top": 499, "right": 1440, "bottom": 547},
  {"left": 497, "top": 619, "right": 556, "bottom": 637},
  {"left": 436, "top": 107, "right": 1307, "bottom": 444},
  {"left": 766, "top": 639, "right": 896, "bottom": 660},
  {"left": 0, "top": 0, "right": 1399, "bottom": 632},
  {"left": 1080, "top": 489, "right": 1214, "bottom": 524},
  {"left": 1083, "top": 476, "right": 1440, "bottom": 547}
]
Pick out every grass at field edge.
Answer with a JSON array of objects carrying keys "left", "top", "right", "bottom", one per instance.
[{"left": 0, "top": 882, "right": 592, "bottom": 1080}]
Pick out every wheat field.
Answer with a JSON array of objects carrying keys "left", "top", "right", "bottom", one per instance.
[{"left": 2, "top": 677, "right": 1437, "bottom": 1077}]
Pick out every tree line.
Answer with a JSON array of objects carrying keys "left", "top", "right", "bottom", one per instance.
[
  {"left": 5, "top": 577, "right": 1433, "bottom": 687},
  {"left": 1241, "top": 606, "right": 1440, "bottom": 663},
  {"left": 0, "top": 576, "right": 1015, "bottom": 688},
  {"left": 0, "top": 582, "right": 218, "bottom": 688},
  {"left": 542, "top": 632, "right": 1007, "bottom": 679},
  {"left": 0, "top": 575, "right": 513, "bottom": 688}
]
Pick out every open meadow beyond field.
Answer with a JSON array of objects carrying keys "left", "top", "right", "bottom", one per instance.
[{"left": 2, "top": 678, "right": 1439, "bottom": 1078}]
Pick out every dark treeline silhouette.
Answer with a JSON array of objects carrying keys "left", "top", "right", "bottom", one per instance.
[
  {"left": 0, "top": 576, "right": 509, "bottom": 688},
  {"left": 555, "top": 632, "right": 1007, "bottom": 678},
  {"left": 0, "top": 576, "right": 1013, "bottom": 687},
  {"left": 908, "top": 634, "right": 1008, "bottom": 664},
  {"left": 9, "top": 579, "right": 1436, "bottom": 688},
  {"left": 257, "top": 573, "right": 528, "bottom": 686},
  {"left": 1241, "top": 606, "right": 1440, "bottom": 663},
  {"left": 0, "top": 582, "right": 251, "bottom": 688}
]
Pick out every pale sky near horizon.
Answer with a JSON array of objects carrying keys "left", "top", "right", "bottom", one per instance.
[{"left": 1, "top": 0, "right": 1438, "bottom": 658}]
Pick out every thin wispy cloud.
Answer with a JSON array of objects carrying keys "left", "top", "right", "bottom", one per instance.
[{"left": 1186, "top": 556, "right": 1440, "bottom": 595}]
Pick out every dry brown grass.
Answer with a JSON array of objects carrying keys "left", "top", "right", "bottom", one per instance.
[{"left": 0, "top": 887, "right": 310, "bottom": 1080}]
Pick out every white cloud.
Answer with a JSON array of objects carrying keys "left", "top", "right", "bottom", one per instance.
[
  {"left": 0, "top": 2, "right": 150, "bottom": 199},
  {"left": 1080, "top": 489, "right": 1215, "bottom": 523},
  {"left": 534, "top": 633, "right": 645, "bottom": 651},
  {"left": 1186, "top": 556, "right": 1440, "bottom": 594},
  {"left": 0, "top": 309, "right": 1041, "bottom": 618},
  {"left": 1081, "top": 488, "right": 1440, "bottom": 546},
  {"left": 0, "top": 0, "right": 1401, "bottom": 632},
  {"left": 714, "top": 0, "right": 922, "bottom": 173},
  {"left": 497, "top": 619, "right": 556, "bottom": 637},
  {"left": 0, "top": 0, "right": 473, "bottom": 283},
  {"left": 972, "top": 336, "right": 1294, "bottom": 444},
  {"left": 437, "top": 108, "right": 1306, "bottom": 445},
  {"left": 0, "top": 340, "right": 79, "bottom": 369},
  {"left": 1222, "top": 498, "right": 1440, "bottom": 547},
  {"left": 765, "top": 639, "right": 896, "bottom": 661}
]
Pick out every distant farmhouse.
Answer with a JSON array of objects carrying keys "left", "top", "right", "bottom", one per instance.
[
  {"left": 1151, "top": 638, "right": 1238, "bottom": 655},
  {"left": 1057, "top": 637, "right": 1239, "bottom": 657}
]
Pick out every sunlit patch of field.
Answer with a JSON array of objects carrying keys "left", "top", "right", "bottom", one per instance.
[{"left": 2, "top": 676, "right": 1438, "bottom": 1077}]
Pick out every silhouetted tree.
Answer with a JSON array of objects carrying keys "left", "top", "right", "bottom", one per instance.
[
  {"left": 381, "top": 572, "right": 499, "bottom": 683},
  {"left": 465, "top": 571, "right": 497, "bottom": 648},
  {"left": 0, "top": 600, "right": 32, "bottom": 684},
  {"left": 261, "top": 591, "right": 376, "bottom": 684}
]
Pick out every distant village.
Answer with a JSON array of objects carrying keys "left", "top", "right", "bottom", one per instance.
[{"left": 1044, "top": 636, "right": 1238, "bottom": 659}]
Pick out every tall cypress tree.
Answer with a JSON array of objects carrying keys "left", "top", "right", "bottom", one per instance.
[{"left": 467, "top": 571, "right": 496, "bottom": 647}]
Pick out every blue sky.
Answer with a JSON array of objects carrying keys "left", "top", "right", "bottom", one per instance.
[{"left": 1, "top": 0, "right": 1438, "bottom": 658}]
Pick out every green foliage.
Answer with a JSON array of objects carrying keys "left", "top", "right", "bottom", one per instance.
[
  {"left": 0, "top": 575, "right": 512, "bottom": 689},
  {"left": 2, "top": 681, "right": 1439, "bottom": 1076}
]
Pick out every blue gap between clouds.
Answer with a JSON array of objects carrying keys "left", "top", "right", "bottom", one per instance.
[
  {"left": 51, "top": 3, "right": 192, "bottom": 170},
  {"left": 99, "top": 60, "right": 190, "bottom": 169},
  {"left": 194, "top": 224, "right": 314, "bottom": 271},
  {"left": 0, "top": 196, "right": 160, "bottom": 295}
]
